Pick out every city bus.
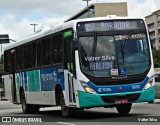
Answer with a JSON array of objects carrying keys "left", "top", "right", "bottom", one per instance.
[{"left": 3, "top": 17, "right": 155, "bottom": 117}]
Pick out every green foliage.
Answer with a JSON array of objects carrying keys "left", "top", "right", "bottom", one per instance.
[
  {"left": 0, "top": 63, "right": 3, "bottom": 76},
  {"left": 1, "top": 54, "right": 4, "bottom": 64},
  {"left": 152, "top": 48, "right": 160, "bottom": 68}
]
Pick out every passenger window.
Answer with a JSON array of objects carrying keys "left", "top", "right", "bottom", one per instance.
[
  {"left": 4, "top": 51, "right": 11, "bottom": 73},
  {"left": 37, "top": 41, "right": 42, "bottom": 67},
  {"left": 52, "top": 34, "right": 63, "bottom": 64},
  {"left": 32, "top": 42, "right": 37, "bottom": 68},
  {"left": 16, "top": 47, "right": 24, "bottom": 70},
  {"left": 24, "top": 44, "right": 32, "bottom": 69},
  {"left": 42, "top": 37, "right": 51, "bottom": 66}
]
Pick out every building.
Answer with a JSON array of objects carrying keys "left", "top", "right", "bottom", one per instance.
[
  {"left": 65, "top": 2, "right": 128, "bottom": 22},
  {"left": 145, "top": 10, "right": 160, "bottom": 50}
]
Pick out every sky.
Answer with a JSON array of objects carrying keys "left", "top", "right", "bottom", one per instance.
[{"left": 0, "top": 0, "right": 160, "bottom": 52}]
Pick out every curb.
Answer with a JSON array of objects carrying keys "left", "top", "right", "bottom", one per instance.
[
  {"left": 0, "top": 98, "right": 8, "bottom": 101},
  {"left": 0, "top": 91, "right": 7, "bottom": 101}
]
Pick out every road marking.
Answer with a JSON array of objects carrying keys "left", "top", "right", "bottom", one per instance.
[{"left": 57, "top": 122, "right": 75, "bottom": 125}]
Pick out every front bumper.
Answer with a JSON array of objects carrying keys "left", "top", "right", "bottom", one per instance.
[{"left": 78, "top": 86, "right": 155, "bottom": 108}]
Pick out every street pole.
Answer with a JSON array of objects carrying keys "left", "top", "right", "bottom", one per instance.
[
  {"left": 82, "top": 0, "right": 91, "bottom": 18},
  {"left": 30, "top": 23, "right": 38, "bottom": 33}
]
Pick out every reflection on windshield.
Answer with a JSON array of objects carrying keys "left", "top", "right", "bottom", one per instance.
[{"left": 78, "top": 33, "right": 150, "bottom": 77}]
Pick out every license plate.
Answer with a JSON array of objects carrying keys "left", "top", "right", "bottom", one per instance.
[{"left": 115, "top": 99, "right": 128, "bottom": 104}]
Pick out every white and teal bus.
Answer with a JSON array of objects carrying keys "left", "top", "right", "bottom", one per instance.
[{"left": 3, "top": 17, "right": 155, "bottom": 117}]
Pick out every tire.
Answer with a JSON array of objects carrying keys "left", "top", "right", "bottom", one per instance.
[
  {"left": 116, "top": 104, "right": 132, "bottom": 115},
  {"left": 21, "top": 91, "right": 31, "bottom": 114},
  {"left": 148, "top": 101, "right": 154, "bottom": 104},
  {"left": 21, "top": 91, "right": 39, "bottom": 114},
  {"left": 30, "top": 105, "right": 40, "bottom": 114},
  {"left": 60, "top": 92, "right": 73, "bottom": 117}
]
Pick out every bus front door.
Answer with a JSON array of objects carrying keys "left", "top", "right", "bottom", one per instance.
[
  {"left": 64, "top": 38, "right": 76, "bottom": 106},
  {"left": 11, "top": 51, "right": 17, "bottom": 103}
]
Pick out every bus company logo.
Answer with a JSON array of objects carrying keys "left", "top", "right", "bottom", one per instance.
[
  {"left": 98, "top": 88, "right": 112, "bottom": 93},
  {"left": 118, "top": 87, "right": 123, "bottom": 91},
  {"left": 2, "top": 117, "right": 11, "bottom": 122},
  {"left": 98, "top": 88, "right": 102, "bottom": 92},
  {"left": 132, "top": 84, "right": 140, "bottom": 90}
]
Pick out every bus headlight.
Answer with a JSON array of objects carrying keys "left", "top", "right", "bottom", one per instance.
[
  {"left": 79, "top": 80, "right": 96, "bottom": 94},
  {"left": 144, "top": 78, "right": 153, "bottom": 90}
]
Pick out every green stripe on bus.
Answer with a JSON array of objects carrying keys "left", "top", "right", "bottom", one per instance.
[{"left": 63, "top": 30, "right": 73, "bottom": 38}]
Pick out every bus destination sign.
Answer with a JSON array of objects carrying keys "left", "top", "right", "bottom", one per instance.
[{"left": 77, "top": 20, "right": 145, "bottom": 32}]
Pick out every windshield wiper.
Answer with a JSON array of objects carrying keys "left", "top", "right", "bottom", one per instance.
[
  {"left": 121, "top": 40, "right": 127, "bottom": 65},
  {"left": 92, "top": 33, "right": 98, "bottom": 59}
]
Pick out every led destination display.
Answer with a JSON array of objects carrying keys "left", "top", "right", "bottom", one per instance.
[{"left": 77, "top": 20, "right": 145, "bottom": 32}]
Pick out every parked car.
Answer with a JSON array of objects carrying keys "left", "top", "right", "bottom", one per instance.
[{"left": 155, "top": 72, "right": 160, "bottom": 99}]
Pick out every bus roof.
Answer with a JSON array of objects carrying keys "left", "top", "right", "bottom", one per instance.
[
  {"left": 4, "top": 20, "right": 75, "bottom": 51},
  {"left": 4, "top": 16, "right": 144, "bottom": 51}
]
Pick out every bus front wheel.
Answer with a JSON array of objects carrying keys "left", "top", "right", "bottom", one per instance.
[
  {"left": 116, "top": 104, "right": 132, "bottom": 115},
  {"left": 60, "top": 92, "right": 73, "bottom": 117}
]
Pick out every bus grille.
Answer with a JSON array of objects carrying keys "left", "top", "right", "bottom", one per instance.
[
  {"left": 101, "top": 93, "right": 141, "bottom": 103},
  {"left": 91, "top": 78, "right": 145, "bottom": 85}
]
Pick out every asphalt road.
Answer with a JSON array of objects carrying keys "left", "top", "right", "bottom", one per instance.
[{"left": 0, "top": 100, "right": 160, "bottom": 125}]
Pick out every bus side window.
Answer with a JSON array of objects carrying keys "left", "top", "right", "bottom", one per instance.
[
  {"left": 42, "top": 37, "right": 51, "bottom": 66},
  {"left": 24, "top": 44, "right": 32, "bottom": 69},
  {"left": 4, "top": 51, "right": 11, "bottom": 73},
  {"left": 52, "top": 34, "right": 63, "bottom": 64},
  {"left": 37, "top": 40, "right": 42, "bottom": 67},
  {"left": 32, "top": 42, "right": 37, "bottom": 68},
  {"left": 16, "top": 47, "right": 24, "bottom": 70},
  {"left": 52, "top": 36, "right": 58, "bottom": 63},
  {"left": 58, "top": 34, "right": 63, "bottom": 63}
]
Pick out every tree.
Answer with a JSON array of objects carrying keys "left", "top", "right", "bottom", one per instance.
[{"left": 152, "top": 48, "right": 160, "bottom": 68}]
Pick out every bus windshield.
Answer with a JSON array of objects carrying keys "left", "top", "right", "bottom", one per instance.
[{"left": 78, "top": 33, "right": 150, "bottom": 77}]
